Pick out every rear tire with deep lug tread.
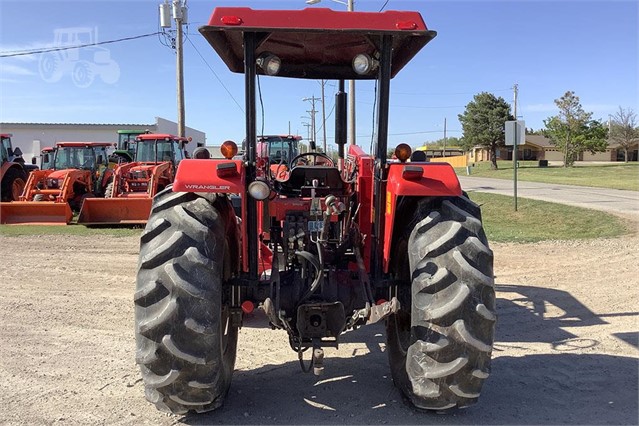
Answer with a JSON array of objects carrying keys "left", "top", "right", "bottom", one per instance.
[
  {"left": 135, "top": 187, "right": 238, "bottom": 414},
  {"left": 386, "top": 195, "right": 496, "bottom": 411}
]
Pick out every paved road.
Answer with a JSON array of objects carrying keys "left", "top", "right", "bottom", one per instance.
[{"left": 458, "top": 176, "right": 639, "bottom": 221}]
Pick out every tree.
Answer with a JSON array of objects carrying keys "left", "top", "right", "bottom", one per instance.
[
  {"left": 427, "top": 136, "right": 463, "bottom": 149},
  {"left": 458, "top": 92, "right": 514, "bottom": 169},
  {"left": 543, "top": 91, "right": 608, "bottom": 167},
  {"left": 526, "top": 128, "right": 544, "bottom": 135},
  {"left": 609, "top": 107, "right": 639, "bottom": 163}
]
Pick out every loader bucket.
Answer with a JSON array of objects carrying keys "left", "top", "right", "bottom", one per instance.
[
  {"left": 77, "top": 198, "right": 152, "bottom": 225},
  {"left": 0, "top": 201, "right": 73, "bottom": 225}
]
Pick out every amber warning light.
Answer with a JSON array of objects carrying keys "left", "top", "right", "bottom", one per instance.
[
  {"left": 220, "top": 140, "right": 238, "bottom": 159},
  {"left": 394, "top": 143, "right": 412, "bottom": 162}
]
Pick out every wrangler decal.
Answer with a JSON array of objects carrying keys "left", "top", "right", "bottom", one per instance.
[{"left": 184, "top": 184, "right": 231, "bottom": 191}]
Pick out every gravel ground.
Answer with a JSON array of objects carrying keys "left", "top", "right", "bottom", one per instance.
[{"left": 1, "top": 225, "right": 637, "bottom": 425}]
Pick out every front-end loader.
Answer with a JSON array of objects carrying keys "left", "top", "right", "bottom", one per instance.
[
  {"left": 0, "top": 141, "right": 114, "bottom": 224},
  {"left": 134, "top": 7, "right": 495, "bottom": 415},
  {"left": 77, "top": 133, "right": 188, "bottom": 225}
]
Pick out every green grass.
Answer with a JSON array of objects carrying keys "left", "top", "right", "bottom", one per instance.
[
  {"left": 0, "top": 224, "right": 143, "bottom": 237},
  {"left": 468, "top": 191, "right": 633, "bottom": 243},
  {"left": 457, "top": 161, "right": 639, "bottom": 191},
  {"left": 1, "top": 192, "right": 633, "bottom": 243}
]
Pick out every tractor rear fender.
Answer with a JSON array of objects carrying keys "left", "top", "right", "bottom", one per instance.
[
  {"left": 348, "top": 144, "right": 374, "bottom": 269},
  {"left": 173, "top": 159, "right": 245, "bottom": 193},
  {"left": 1, "top": 162, "right": 24, "bottom": 181},
  {"left": 173, "top": 158, "right": 247, "bottom": 270},
  {"left": 382, "top": 162, "right": 462, "bottom": 273}
]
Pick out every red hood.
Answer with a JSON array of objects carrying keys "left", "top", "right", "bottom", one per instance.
[
  {"left": 48, "top": 169, "right": 77, "bottom": 179},
  {"left": 129, "top": 164, "right": 159, "bottom": 172}
]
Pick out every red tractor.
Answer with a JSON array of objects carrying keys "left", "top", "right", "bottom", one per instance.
[
  {"left": 0, "top": 134, "right": 29, "bottom": 202},
  {"left": 135, "top": 7, "right": 495, "bottom": 415},
  {"left": 77, "top": 133, "right": 188, "bottom": 225}
]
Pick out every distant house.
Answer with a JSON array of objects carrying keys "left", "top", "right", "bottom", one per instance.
[{"left": 469, "top": 134, "right": 638, "bottom": 163}]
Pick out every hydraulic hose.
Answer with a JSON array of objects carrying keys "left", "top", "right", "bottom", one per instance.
[{"left": 295, "top": 250, "right": 322, "bottom": 303}]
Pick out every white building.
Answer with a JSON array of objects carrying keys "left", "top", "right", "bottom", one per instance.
[{"left": 0, "top": 117, "right": 205, "bottom": 165}]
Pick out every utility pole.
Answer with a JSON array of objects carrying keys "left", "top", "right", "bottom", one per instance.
[
  {"left": 320, "top": 80, "right": 327, "bottom": 153},
  {"left": 513, "top": 83, "right": 518, "bottom": 119},
  {"left": 307, "top": 110, "right": 317, "bottom": 145},
  {"left": 443, "top": 117, "right": 447, "bottom": 157},
  {"left": 513, "top": 83, "right": 519, "bottom": 212},
  {"left": 347, "top": 0, "right": 355, "bottom": 146},
  {"left": 175, "top": 1, "right": 185, "bottom": 138},
  {"left": 159, "top": 0, "right": 187, "bottom": 137},
  {"left": 302, "top": 122, "right": 312, "bottom": 141},
  {"left": 303, "top": 96, "right": 321, "bottom": 147},
  {"left": 305, "top": 0, "right": 355, "bottom": 145}
]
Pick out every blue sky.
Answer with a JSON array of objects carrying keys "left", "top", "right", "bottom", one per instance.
[{"left": 0, "top": 0, "right": 637, "bottom": 151}]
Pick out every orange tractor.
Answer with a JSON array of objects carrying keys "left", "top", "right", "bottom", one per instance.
[
  {"left": 77, "top": 133, "right": 188, "bottom": 225},
  {"left": 1, "top": 134, "right": 30, "bottom": 202},
  {"left": 38, "top": 146, "right": 56, "bottom": 170},
  {"left": 0, "top": 141, "right": 114, "bottom": 224},
  {"left": 135, "top": 7, "right": 495, "bottom": 415}
]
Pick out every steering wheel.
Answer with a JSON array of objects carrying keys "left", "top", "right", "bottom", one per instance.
[{"left": 290, "top": 152, "right": 334, "bottom": 168}]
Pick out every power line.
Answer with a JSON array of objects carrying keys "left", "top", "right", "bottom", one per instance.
[
  {"left": 358, "top": 87, "right": 512, "bottom": 96},
  {"left": 322, "top": 129, "right": 462, "bottom": 140},
  {"left": 388, "top": 129, "right": 462, "bottom": 136},
  {"left": 379, "top": 0, "right": 390, "bottom": 12},
  {"left": 0, "top": 32, "right": 160, "bottom": 58},
  {"left": 185, "top": 35, "right": 244, "bottom": 114},
  {"left": 359, "top": 101, "right": 466, "bottom": 109}
]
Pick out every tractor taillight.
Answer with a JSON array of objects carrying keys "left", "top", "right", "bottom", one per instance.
[
  {"left": 241, "top": 300, "right": 254, "bottom": 314},
  {"left": 402, "top": 166, "right": 423, "bottom": 181},
  {"left": 221, "top": 140, "right": 238, "bottom": 159},
  {"left": 217, "top": 162, "right": 238, "bottom": 178}
]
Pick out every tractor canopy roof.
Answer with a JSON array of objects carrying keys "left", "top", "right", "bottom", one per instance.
[
  {"left": 136, "top": 133, "right": 190, "bottom": 142},
  {"left": 0, "top": 133, "right": 12, "bottom": 138},
  {"left": 199, "top": 7, "right": 436, "bottom": 80},
  {"left": 259, "top": 135, "right": 302, "bottom": 141},
  {"left": 55, "top": 142, "right": 114, "bottom": 148},
  {"left": 117, "top": 129, "right": 148, "bottom": 135}
]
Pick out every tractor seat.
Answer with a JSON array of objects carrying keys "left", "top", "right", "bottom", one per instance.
[{"left": 276, "top": 165, "right": 349, "bottom": 197}]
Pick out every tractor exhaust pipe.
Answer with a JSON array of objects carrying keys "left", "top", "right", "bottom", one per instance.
[{"left": 335, "top": 80, "right": 347, "bottom": 159}]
